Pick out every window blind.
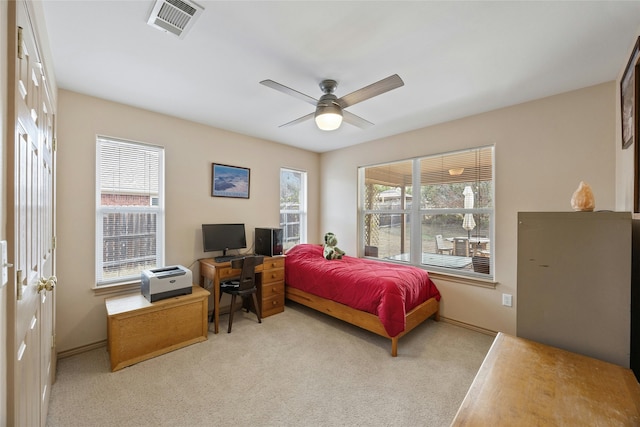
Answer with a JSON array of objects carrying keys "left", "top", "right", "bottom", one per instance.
[{"left": 96, "top": 137, "right": 165, "bottom": 286}]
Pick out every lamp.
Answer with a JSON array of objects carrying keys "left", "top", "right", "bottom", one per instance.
[
  {"left": 449, "top": 167, "right": 464, "bottom": 176},
  {"left": 315, "top": 107, "right": 343, "bottom": 131},
  {"left": 314, "top": 93, "right": 343, "bottom": 131}
]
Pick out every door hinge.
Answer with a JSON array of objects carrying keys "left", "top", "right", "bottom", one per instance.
[
  {"left": 53, "top": 137, "right": 57, "bottom": 152},
  {"left": 16, "top": 269, "right": 23, "bottom": 301},
  {"left": 17, "top": 27, "right": 23, "bottom": 60},
  {"left": 52, "top": 236, "right": 56, "bottom": 250}
]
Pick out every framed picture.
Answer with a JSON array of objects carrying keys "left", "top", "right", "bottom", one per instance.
[
  {"left": 211, "top": 163, "right": 250, "bottom": 199},
  {"left": 621, "top": 36, "right": 640, "bottom": 149}
]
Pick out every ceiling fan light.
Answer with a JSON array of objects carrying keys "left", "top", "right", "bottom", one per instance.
[
  {"left": 315, "top": 113, "right": 342, "bottom": 131},
  {"left": 314, "top": 104, "right": 343, "bottom": 131}
]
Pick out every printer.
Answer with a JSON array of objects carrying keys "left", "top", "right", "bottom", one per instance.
[{"left": 141, "top": 265, "right": 192, "bottom": 302}]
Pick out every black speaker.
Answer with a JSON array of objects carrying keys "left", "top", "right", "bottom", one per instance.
[{"left": 255, "top": 228, "right": 283, "bottom": 257}]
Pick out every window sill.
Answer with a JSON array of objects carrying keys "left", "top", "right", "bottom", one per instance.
[
  {"left": 365, "top": 256, "right": 497, "bottom": 289},
  {"left": 427, "top": 270, "right": 497, "bottom": 289},
  {"left": 92, "top": 280, "right": 141, "bottom": 297}
]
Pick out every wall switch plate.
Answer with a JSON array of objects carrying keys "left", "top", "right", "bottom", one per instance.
[
  {"left": 1, "top": 240, "right": 8, "bottom": 287},
  {"left": 502, "top": 293, "right": 513, "bottom": 307}
]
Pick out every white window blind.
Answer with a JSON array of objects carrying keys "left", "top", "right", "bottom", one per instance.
[{"left": 96, "top": 136, "right": 165, "bottom": 286}]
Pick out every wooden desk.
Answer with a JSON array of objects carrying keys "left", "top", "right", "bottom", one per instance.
[
  {"left": 451, "top": 333, "right": 640, "bottom": 426},
  {"left": 105, "top": 285, "right": 210, "bottom": 371},
  {"left": 199, "top": 256, "right": 285, "bottom": 334}
]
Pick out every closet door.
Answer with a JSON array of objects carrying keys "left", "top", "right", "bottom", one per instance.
[{"left": 7, "top": 1, "right": 57, "bottom": 425}]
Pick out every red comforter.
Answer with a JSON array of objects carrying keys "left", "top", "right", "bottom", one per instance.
[{"left": 284, "top": 244, "right": 441, "bottom": 337}]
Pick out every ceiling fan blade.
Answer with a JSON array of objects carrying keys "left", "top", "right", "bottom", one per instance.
[
  {"left": 279, "top": 112, "right": 314, "bottom": 128},
  {"left": 260, "top": 80, "right": 318, "bottom": 106},
  {"left": 343, "top": 110, "right": 374, "bottom": 129},
  {"left": 337, "top": 74, "right": 404, "bottom": 108}
]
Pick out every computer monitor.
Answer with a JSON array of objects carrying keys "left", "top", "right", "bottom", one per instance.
[{"left": 201, "top": 223, "right": 247, "bottom": 256}]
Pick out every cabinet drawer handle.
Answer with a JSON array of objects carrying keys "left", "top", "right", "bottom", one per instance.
[{"left": 272, "top": 301, "right": 277, "bottom": 305}]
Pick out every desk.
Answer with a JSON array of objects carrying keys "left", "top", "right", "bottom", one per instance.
[
  {"left": 199, "top": 256, "right": 285, "bottom": 334},
  {"left": 451, "top": 333, "right": 640, "bottom": 426},
  {"left": 105, "top": 285, "right": 209, "bottom": 371}
]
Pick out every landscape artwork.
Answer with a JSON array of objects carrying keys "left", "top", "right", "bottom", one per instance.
[{"left": 211, "top": 163, "right": 250, "bottom": 198}]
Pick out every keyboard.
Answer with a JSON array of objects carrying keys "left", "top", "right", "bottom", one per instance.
[{"left": 214, "top": 255, "right": 239, "bottom": 263}]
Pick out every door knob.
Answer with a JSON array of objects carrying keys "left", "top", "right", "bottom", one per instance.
[{"left": 37, "top": 275, "right": 57, "bottom": 293}]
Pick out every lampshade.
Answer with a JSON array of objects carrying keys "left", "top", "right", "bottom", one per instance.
[
  {"left": 448, "top": 168, "right": 464, "bottom": 176},
  {"left": 314, "top": 103, "right": 343, "bottom": 131}
]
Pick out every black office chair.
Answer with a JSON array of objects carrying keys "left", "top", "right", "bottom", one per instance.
[{"left": 220, "top": 255, "right": 264, "bottom": 333}]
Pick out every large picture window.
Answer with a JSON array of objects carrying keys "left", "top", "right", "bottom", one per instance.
[
  {"left": 96, "top": 136, "right": 165, "bottom": 286},
  {"left": 359, "top": 146, "right": 494, "bottom": 279},
  {"left": 280, "top": 168, "right": 307, "bottom": 251}
]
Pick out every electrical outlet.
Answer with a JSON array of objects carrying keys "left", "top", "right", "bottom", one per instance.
[{"left": 502, "top": 293, "right": 513, "bottom": 307}]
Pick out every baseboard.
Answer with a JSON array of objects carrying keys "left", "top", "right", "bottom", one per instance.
[
  {"left": 439, "top": 316, "right": 497, "bottom": 337},
  {"left": 57, "top": 340, "right": 107, "bottom": 360}
]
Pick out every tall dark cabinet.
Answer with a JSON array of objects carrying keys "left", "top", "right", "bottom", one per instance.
[{"left": 517, "top": 211, "right": 638, "bottom": 379}]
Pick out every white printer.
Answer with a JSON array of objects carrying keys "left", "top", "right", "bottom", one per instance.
[{"left": 141, "top": 265, "right": 192, "bottom": 302}]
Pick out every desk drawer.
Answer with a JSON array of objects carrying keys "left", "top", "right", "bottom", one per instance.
[
  {"left": 218, "top": 267, "right": 239, "bottom": 280},
  {"left": 262, "top": 293, "right": 285, "bottom": 317},
  {"left": 262, "top": 268, "right": 284, "bottom": 285},
  {"left": 261, "top": 282, "right": 284, "bottom": 299},
  {"left": 264, "top": 257, "right": 285, "bottom": 270},
  {"left": 260, "top": 282, "right": 284, "bottom": 317}
]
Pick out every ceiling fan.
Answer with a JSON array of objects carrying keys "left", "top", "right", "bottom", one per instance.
[{"left": 260, "top": 74, "right": 404, "bottom": 131}]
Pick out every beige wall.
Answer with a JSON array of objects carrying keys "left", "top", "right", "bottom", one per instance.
[
  {"left": 54, "top": 35, "right": 640, "bottom": 352},
  {"left": 320, "top": 82, "right": 617, "bottom": 335},
  {"left": 56, "top": 90, "right": 320, "bottom": 352},
  {"left": 57, "top": 82, "right": 618, "bottom": 351}
]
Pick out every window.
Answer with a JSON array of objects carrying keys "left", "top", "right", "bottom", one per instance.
[
  {"left": 359, "top": 146, "right": 494, "bottom": 278},
  {"left": 280, "top": 168, "right": 307, "bottom": 251},
  {"left": 96, "top": 136, "right": 165, "bottom": 286}
]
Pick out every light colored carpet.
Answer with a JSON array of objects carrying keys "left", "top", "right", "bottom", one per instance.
[{"left": 46, "top": 302, "right": 493, "bottom": 427}]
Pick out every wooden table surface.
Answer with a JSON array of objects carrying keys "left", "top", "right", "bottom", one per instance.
[{"left": 451, "top": 332, "right": 640, "bottom": 426}]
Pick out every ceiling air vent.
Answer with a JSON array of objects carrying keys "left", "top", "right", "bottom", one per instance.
[{"left": 147, "top": 0, "right": 204, "bottom": 39}]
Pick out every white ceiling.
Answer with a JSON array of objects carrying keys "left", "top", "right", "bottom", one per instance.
[{"left": 41, "top": 1, "right": 640, "bottom": 153}]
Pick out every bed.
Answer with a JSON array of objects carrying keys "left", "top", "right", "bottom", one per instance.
[{"left": 284, "top": 244, "right": 441, "bottom": 356}]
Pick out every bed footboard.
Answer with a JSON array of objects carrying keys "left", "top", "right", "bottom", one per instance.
[{"left": 285, "top": 285, "right": 439, "bottom": 356}]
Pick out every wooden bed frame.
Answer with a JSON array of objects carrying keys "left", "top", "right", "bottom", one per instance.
[{"left": 285, "top": 285, "right": 440, "bottom": 357}]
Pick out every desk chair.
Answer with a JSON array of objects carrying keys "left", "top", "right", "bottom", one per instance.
[{"left": 220, "top": 255, "right": 264, "bottom": 333}]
